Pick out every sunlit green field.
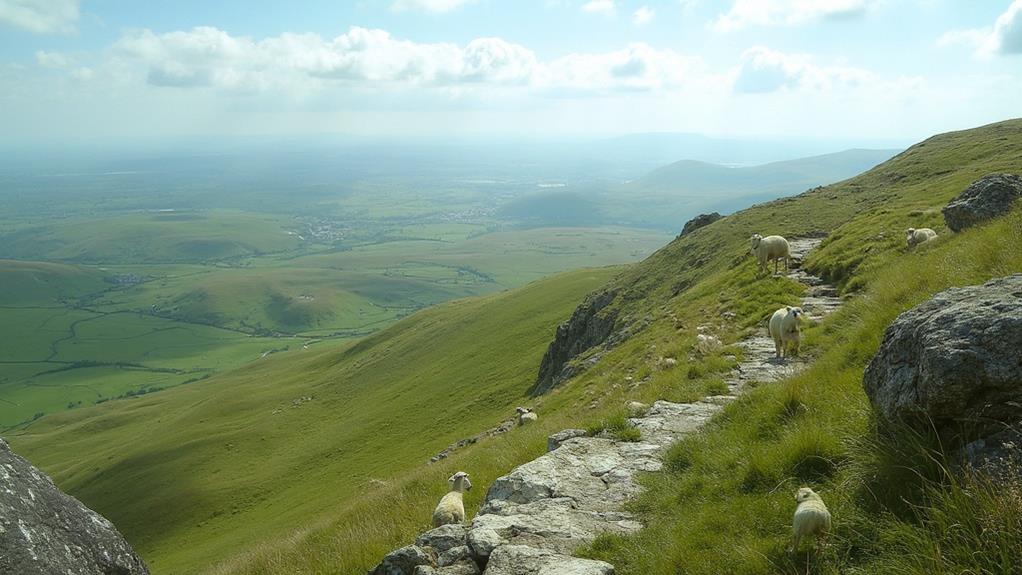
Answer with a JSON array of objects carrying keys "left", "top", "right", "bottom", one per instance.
[{"left": 0, "top": 211, "right": 669, "bottom": 428}]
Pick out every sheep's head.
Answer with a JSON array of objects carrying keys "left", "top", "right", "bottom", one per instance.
[
  {"left": 787, "top": 306, "right": 804, "bottom": 320},
  {"left": 516, "top": 406, "right": 531, "bottom": 415},
  {"left": 449, "top": 471, "right": 472, "bottom": 491},
  {"left": 750, "top": 234, "right": 763, "bottom": 250},
  {"left": 906, "top": 228, "right": 915, "bottom": 236},
  {"left": 796, "top": 487, "right": 818, "bottom": 503}
]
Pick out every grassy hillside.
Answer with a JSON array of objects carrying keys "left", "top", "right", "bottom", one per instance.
[
  {"left": 9, "top": 266, "right": 620, "bottom": 574},
  {"left": 9, "top": 119, "right": 1022, "bottom": 575}
]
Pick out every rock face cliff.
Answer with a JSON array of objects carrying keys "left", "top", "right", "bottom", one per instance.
[
  {"left": 0, "top": 437, "right": 150, "bottom": 575},
  {"left": 531, "top": 289, "right": 619, "bottom": 396},
  {"left": 679, "top": 212, "right": 723, "bottom": 237}
]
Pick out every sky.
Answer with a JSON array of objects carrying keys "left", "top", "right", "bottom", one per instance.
[{"left": 0, "top": 0, "right": 1020, "bottom": 144}]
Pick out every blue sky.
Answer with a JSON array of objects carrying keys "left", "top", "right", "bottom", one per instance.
[{"left": 1, "top": 0, "right": 1020, "bottom": 143}]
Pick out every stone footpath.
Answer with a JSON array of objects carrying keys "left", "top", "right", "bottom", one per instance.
[{"left": 371, "top": 238, "right": 843, "bottom": 575}]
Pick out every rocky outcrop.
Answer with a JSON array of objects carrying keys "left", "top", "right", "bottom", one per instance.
[
  {"left": 0, "top": 437, "right": 150, "bottom": 575},
  {"left": 679, "top": 212, "right": 723, "bottom": 237},
  {"left": 942, "top": 173, "right": 1022, "bottom": 232},
  {"left": 533, "top": 289, "right": 619, "bottom": 395},
  {"left": 863, "top": 274, "right": 1022, "bottom": 443}
]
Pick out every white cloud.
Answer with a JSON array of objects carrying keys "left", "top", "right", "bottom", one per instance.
[
  {"left": 582, "top": 0, "right": 616, "bottom": 15},
  {"left": 390, "top": 0, "right": 475, "bottom": 12},
  {"left": 35, "top": 50, "right": 71, "bottom": 68},
  {"left": 633, "top": 6, "right": 654, "bottom": 25},
  {"left": 733, "top": 46, "right": 909, "bottom": 94},
  {"left": 939, "top": 0, "right": 1022, "bottom": 56},
  {"left": 0, "top": 0, "right": 78, "bottom": 33},
  {"left": 713, "top": 0, "right": 875, "bottom": 32},
  {"left": 109, "top": 26, "right": 708, "bottom": 95}
]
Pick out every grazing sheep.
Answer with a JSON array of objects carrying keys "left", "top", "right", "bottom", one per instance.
[
  {"left": 750, "top": 234, "right": 791, "bottom": 275},
  {"left": 792, "top": 487, "right": 832, "bottom": 551},
  {"left": 432, "top": 472, "right": 472, "bottom": 527},
  {"left": 768, "top": 306, "right": 804, "bottom": 359},
  {"left": 906, "top": 227, "right": 938, "bottom": 247},
  {"left": 516, "top": 407, "right": 538, "bottom": 426}
]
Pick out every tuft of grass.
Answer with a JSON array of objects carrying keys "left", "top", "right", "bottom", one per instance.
[{"left": 587, "top": 411, "right": 642, "bottom": 442}]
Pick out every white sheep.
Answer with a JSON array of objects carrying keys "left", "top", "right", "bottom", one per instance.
[
  {"left": 750, "top": 234, "right": 791, "bottom": 275},
  {"left": 906, "top": 227, "right": 937, "bottom": 247},
  {"left": 792, "top": 487, "right": 831, "bottom": 551},
  {"left": 516, "top": 407, "right": 538, "bottom": 426},
  {"left": 432, "top": 471, "right": 472, "bottom": 527},
  {"left": 768, "top": 306, "right": 804, "bottom": 358}
]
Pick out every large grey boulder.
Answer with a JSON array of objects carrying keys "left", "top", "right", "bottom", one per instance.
[
  {"left": 863, "top": 274, "right": 1022, "bottom": 441},
  {"left": 0, "top": 438, "right": 150, "bottom": 575},
  {"left": 942, "top": 173, "right": 1022, "bottom": 232}
]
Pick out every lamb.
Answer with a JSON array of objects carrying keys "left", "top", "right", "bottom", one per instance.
[
  {"left": 792, "top": 487, "right": 832, "bottom": 551},
  {"left": 432, "top": 471, "right": 472, "bottom": 527},
  {"left": 750, "top": 234, "right": 791, "bottom": 275},
  {"left": 906, "top": 227, "right": 938, "bottom": 247},
  {"left": 516, "top": 407, "right": 538, "bottom": 426},
  {"left": 768, "top": 306, "right": 804, "bottom": 359}
]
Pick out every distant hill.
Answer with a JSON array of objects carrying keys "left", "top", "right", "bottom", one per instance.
[
  {"left": 594, "top": 132, "right": 905, "bottom": 166},
  {"left": 596, "top": 148, "right": 900, "bottom": 230}
]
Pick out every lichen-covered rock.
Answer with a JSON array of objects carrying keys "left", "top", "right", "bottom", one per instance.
[
  {"left": 370, "top": 545, "right": 435, "bottom": 575},
  {"left": 466, "top": 527, "right": 502, "bottom": 564},
  {"left": 417, "top": 524, "right": 468, "bottom": 554},
  {"left": 0, "top": 437, "right": 150, "bottom": 575},
  {"left": 959, "top": 427, "right": 1022, "bottom": 481},
  {"left": 680, "top": 212, "right": 723, "bottom": 236},
  {"left": 533, "top": 290, "right": 618, "bottom": 395},
  {"left": 483, "top": 545, "right": 614, "bottom": 575},
  {"left": 942, "top": 173, "right": 1022, "bottom": 232},
  {"left": 863, "top": 274, "right": 1022, "bottom": 441},
  {"left": 547, "top": 428, "right": 587, "bottom": 452},
  {"left": 437, "top": 545, "right": 473, "bottom": 567}
]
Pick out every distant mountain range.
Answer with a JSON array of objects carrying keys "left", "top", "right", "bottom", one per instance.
[{"left": 501, "top": 148, "right": 902, "bottom": 230}]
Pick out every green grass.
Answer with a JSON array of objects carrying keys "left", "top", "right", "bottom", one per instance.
[
  {"left": 0, "top": 223, "right": 669, "bottom": 426},
  {"left": 571, "top": 120, "right": 1022, "bottom": 574},
  {"left": 7, "top": 119, "right": 1022, "bottom": 575},
  {"left": 9, "top": 267, "right": 621, "bottom": 574}
]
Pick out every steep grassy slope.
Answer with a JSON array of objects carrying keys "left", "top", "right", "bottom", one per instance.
[
  {"left": 560, "top": 120, "right": 1022, "bottom": 572},
  {"left": 10, "top": 119, "right": 1021, "bottom": 575},
  {"left": 9, "top": 266, "right": 619, "bottom": 574},
  {"left": 200, "top": 120, "right": 1021, "bottom": 574}
]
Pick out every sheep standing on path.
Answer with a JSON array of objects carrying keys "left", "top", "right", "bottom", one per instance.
[
  {"left": 792, "top": 487, "right": 832, "bottom": 553},
  {"left": 432, "top": 471, "right": 472, "bottom": 527},
  {"left": 768, "top": 306, "right": 804, "bottom": 359},
  {"left": 516, "top": 407, "right": 538, "bottom": 426},
  {"left": 750, "top": 234, "right": 791, "bottom": 275},
  {"left": 906, "top": 227, "right": 938, "bottom": 247}
]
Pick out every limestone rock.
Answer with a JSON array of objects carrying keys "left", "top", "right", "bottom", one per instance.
[
  {"left": 547, "top": 429, "right": 587, "bottom": 452},
  {"left": 0, "top": 437, "right": 150, "bottom": 575},
  {"left": 863, "top": 274, "right": 1022, "bottom": 441},
  {"left": 680, "top": 212, "right": 723, "bottom": 237},
  {"left": 483, "top": 545, "right": 614, "bottom": 575},
  {"left": 467, "top": 527, "right": 502, "bottom": 564},
  {"left": 371, "top": 545, "right": 435, "bottom": 575},
  {"left": 942, "top": 173, "right": 1022, "bottom": 232},
  {"left": 417, "top": 524, "right": 468, "bottom": 553}
]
